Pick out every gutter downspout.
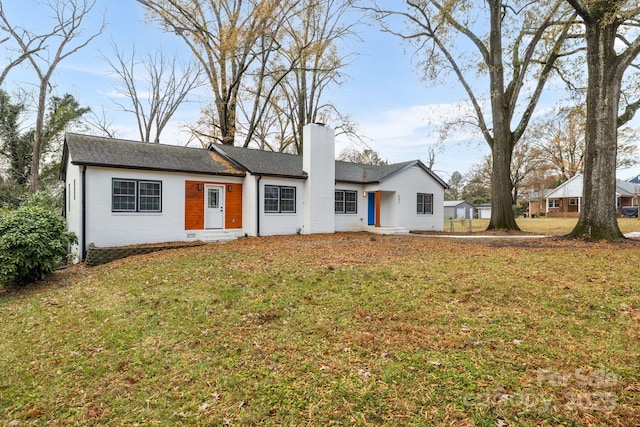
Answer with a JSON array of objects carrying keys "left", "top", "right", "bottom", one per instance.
[
  {"left": 81, "top": 166, "right": 87, "bottom": 261},
  {"left": 256, "top": 175, "right": 262, "bottom": 236}
]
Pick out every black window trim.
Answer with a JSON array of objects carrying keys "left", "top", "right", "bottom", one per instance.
[
  {"left": 417, "top": 192, "right": 434, "bottom": 215},
  {"left": 112, "top": 178, "right": 163, "bottom": 213},
  {"left": 335, "top": 189, "right": 358, "bottom": 214},
  {"left": 264, "top": 184, "right": 296, "bottom": 214}
]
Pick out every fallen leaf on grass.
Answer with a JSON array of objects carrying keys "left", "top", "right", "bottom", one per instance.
[{"left": 358, "top": 369, "right": 372, "bottom": 378}]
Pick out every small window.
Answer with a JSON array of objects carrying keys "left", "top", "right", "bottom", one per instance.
[
  {"left": 549, "top": 199, "right": 560, "bottom": 208},
  {"left": 112, "top": 179, "right": 162, "bottom": 213},
  {"left": 335, "top": 191, "right": 345, "bottom": 213},
  {"left": 569, "top": 198, "right": 578, "bottom": 206},
  {"left": 280, "top": 187, "right": 296, "bottom": 213},
  {"left": 417, "top": 193, "right": 433, "bottom": 214},
  {"left": 264, "top": 185, "right": 296, "bottom": 213},
  {"left": 139, "top": 181, "right": 161, "bottom": 212},
  {"left": 113, "top": 179, "right": 137, "bottom": 212},
  {"left": 335, "top": 190, "right": 357, "bottom": 214}
]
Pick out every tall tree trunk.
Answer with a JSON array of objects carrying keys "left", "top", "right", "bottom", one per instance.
[
  {"left": 28, "top": 80, "right": 48, "bottom": 193},
  {"left": 490, "top": 137, "right": 519, "bottom": 230},
  {"left": 219, "top": 98, "right": 237, "bottom": 145},
  {"left": 568, "top": 19, "right": 622, "bottom": 240},
  {"left": 486, "top": 0, "right": 519, "bottom": 231}
]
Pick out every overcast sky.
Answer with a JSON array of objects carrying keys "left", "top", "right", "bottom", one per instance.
[{"left": 2, "top": 1, "right": 639, "bottom": 181}]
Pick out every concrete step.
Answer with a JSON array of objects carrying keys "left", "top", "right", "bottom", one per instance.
[
  {"left": 196, "top": 229, "right": 244, "bottom": 242},
  {"left": 364, "top": 226, "right": 410, "bottom": 235}
]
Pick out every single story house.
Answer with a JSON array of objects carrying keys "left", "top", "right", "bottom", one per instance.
[
  {"left": 443, "top": 200, "right": 475, "bottom": 219},
  {"left": 527, "top": 174, "right": 640, "bottom": 218},
  {"left": 61, "top": 124, "right": 448, "bottom": 263},
  {"left": 476, "top": 203, "right": 492, "bottom": 219}
]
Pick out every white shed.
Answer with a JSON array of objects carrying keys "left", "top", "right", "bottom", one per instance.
[{"left": 477, "top": 203, "right": 492, "bottom": 219}]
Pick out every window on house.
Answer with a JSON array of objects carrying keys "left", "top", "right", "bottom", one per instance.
[
  {"left": 335, "top": 190, "right": 357, "bottom": 214},
  {"left": 112, "top": 179, "right": 162, "bottom": 212},
  {"left": 139, "top": 181, "right": 162, "bottom": 211},
  {"left": 569, "top": 198, "right": 578, "bottom": 206},
  {"left": 417, "top": 193, "right": 433, "bottom": 214},
  {"left": 549, "top": 199, "right": 560, "bottom": 208},
  {"left": 264, "top": 185, "right": 296, "bottom": 213}
]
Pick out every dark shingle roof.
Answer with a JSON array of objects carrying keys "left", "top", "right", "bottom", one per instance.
[
  {"left": 336, "top": 160, "right": 414, "bottom": 183},
  {"left": 213, "top": 144, "right": 448, "bottom": 187},
  {"left": 61, "top": 134, "right": 447, "bottom": 187},
  {"left": 62, "top": 134, "right": 245, "bottom": 177},
  {"left": 211, "top": 144, "right": 306, "bottom": 178}
]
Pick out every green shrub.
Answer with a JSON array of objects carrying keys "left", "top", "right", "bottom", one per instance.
[{"left": 0, "top": 205, "right": 77, "bottom": 287}]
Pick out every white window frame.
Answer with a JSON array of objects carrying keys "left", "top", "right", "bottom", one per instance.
[{"left": 549, "top": 199, "right": 560, "bottom": 208}]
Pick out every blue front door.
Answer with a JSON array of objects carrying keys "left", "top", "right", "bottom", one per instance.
[{"left": 368, "top": 192, "right": 375, "bottom": 225}]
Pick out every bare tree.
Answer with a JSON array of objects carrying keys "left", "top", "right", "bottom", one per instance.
[
  {"left": 139, "top": 0, "right": 358, "bottom": 150},
  {"left": 271, "top": 0, "right": 357, "bottom": 154},
  {"left": 0, "top": 0, "right": 104, "bottom": 193},
  {"left": 138, "top": 0, "right": 301, "bottom": 146},
  {"left": 84, "top": 107, "right": 120, "bottom": 138},
  {"left": 0, "top": 22, "right": 44, "bottom": 87},
  {"left": 462, "top": 156, "right": 492, "bottom": 205},
  {"left": 565, "top": 0, "right": 640, "bottom": 240},
  {"left": 104, "top": 44, "right": 202, "bottom": 143},
  {"left": 510, "top": 138, "right": 548, "bottom": 205},
  {"left": 337, "top": 147, "right": 387, "bottom": 165},
  {"left": 444, "top": 171, "right": 464, "bottom": 200},
  {"left": 365, "top": 0, "right": 577, "bottom": 231},
  {"left": 530, "top": 105, "right": 638, "bottom": 183}
]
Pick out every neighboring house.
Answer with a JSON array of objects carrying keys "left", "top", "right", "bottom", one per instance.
[
  {"left": 527, "top": 174, "right": 640, "bottom": 217},
  {"left": 528, "top": 189, "right": 554, "bottom": 217},
  {"left": 477, "top": 203, "right": 492, "bottom": 219},
  {"left": 443, "top": 200, "right": 475, "bottom": 219},
  {"left": 61, "top": 124, "right": 448, "bottom": 262},
  {"left": 627, "top": 175, "right": 640, "bottom": 184}
]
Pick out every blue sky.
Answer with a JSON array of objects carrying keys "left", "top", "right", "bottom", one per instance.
[{"left": 2, "top": 1, "right": 639, "bottom": 181}]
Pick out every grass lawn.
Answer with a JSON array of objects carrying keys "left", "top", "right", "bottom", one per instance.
[
  {"left": 444, "top": 217, "right": 640, "bottom": 236},
  {"left": 1, "top": 233, "right": 640, "bottom": 425}
]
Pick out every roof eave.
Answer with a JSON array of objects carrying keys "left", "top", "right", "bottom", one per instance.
[
  {"left": 252, "top": 172, "right": 307, "bottom": 180},
  {"left": 69, "top": 161, "right": 246, "bottom": 177},
  {"left": 335, "top": 179, "right": 380, "bottom": 185},
  {"left": 378, "top": 160, "right": 448, "bottom": 189}
]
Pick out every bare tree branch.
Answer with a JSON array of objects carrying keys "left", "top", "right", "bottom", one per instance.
[
  {"left": 103, "top": 42, "right": 203, "bottom": 143},
  {"left": 0, "top": 0, "right": 104, "bottom": 192}
]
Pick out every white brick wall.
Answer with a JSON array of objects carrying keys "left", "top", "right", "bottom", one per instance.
[
  {"left": 302, "top": 124, "right": 336, "bottom": 234},
  {"left": 82, "top": 166, "right": 242, "bottom": 248},
  {"left": 380, "top": 165, "right": 445, "bottom": 231}
]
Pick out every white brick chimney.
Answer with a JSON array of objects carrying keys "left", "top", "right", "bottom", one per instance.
[{"left": 302, "top": 123, "right": 336, "bottom": 234}]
